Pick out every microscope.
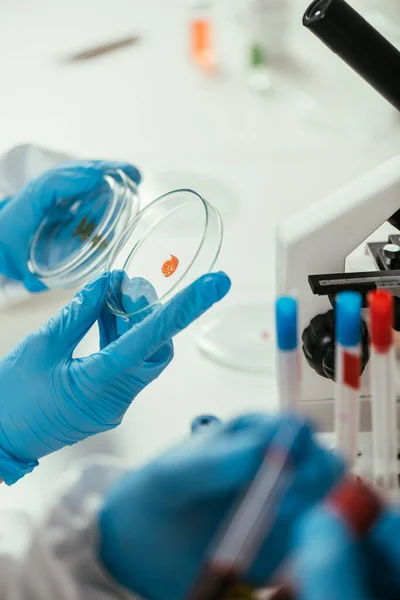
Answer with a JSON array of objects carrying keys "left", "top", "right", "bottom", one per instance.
[{"left": 276, "top": 0, "right": 400, "bottom": 433}]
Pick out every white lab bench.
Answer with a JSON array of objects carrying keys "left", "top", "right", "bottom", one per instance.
[{"left": 0, "top": 0, "right": 399, "bottom": 516}]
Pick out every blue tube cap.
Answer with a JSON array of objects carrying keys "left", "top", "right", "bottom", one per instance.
[
  {"left": 276, "top": 296, "right": 298, "bottom": 351},
  {"left": 335, "top": 291, "right": 362, "bottom": 347}
]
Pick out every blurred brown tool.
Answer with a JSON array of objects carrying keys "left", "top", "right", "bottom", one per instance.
[{"left": 63, "top": 35, "right": 140, "bottom": 62}]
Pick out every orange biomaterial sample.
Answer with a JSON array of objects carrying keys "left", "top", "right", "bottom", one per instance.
[{"left": 161, "top": 255, "right": 179, "bottom": 278}]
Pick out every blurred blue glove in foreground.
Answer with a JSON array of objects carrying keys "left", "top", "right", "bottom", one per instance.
[
  {"left": 99, "top": 414, "right": 344, "bottom": 600},
  {"left": 287, "top": 496, "right": 400, "bottom": 600},
  {"left": 293, "top": 508, "right": 372, "bottom": 600},
  {"left": 0, "top": 270, "right": 230, "bottom": 484},
  {"left": 0, "top": 160, "right": 141, "bottom": 292}
]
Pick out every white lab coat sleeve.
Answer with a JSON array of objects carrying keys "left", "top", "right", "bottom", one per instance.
[
  {"left": 0, "top": 276, "right": 31, "bottom": 309},
  {"left": 0, "top": 144, "right": 73, "bottom": 309},
  {"left": 0, "top": 462, "right": 141, "bottom": 600},
  {"left": 0, "top": 143, "right": 72, "bottom": 198}
]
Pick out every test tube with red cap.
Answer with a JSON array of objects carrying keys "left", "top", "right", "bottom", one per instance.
[
  {"left": 334, "top": 292, "right": 362, "bottom": 465},
  {"left": 368, "top": 290, "right": 399, "bottom": 494}
]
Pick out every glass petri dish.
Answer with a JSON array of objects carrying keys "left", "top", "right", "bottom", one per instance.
[
  {"left": 196, "top": 302, "right": 276, "bottom": 375},
  {"left": 28, "top": 169, "right": 139, "bottom": 289},
  {"left": 105, "top": 189, "right": 223, "bottom": 318}
]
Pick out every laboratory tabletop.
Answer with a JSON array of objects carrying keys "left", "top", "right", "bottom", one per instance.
[{"left": 0, "top": 0, "right": 399, "bottom": 516}]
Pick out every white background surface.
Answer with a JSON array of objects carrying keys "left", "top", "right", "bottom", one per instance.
[{"left": 0, "top": 0, "right": 399, "bottom": 516}]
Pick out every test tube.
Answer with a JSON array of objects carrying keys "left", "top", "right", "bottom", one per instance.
[
  {"left": 247, "top": 0, "right": 271, "bottom": 92},
  {"left": 187, "top": 419, "right": 302, "bottom": 600},
  {"left": 276, "top": 297, "right": 301, "bottom": 412},
  {"left": 247, "top": 0, "right": 289, "bottom": 92},
  {"left": 334, "top": 292, "right": 362, "bottom": 465},
  {"left": 189, "top": 0, "right": 216, "bottom": 72},
  {"left": 368, "top": 290, "right": 399, "bottom": 494}
]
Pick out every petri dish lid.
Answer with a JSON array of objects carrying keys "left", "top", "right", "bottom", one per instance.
[
  {"left": 28, "top": 169, "right": 139, "bottom": 288},
  {"left": 196, "top": 302, "right": 276, "bottom": 375},
  {"left": 106, "top": 188, "right": 223, "bottom": 318}
]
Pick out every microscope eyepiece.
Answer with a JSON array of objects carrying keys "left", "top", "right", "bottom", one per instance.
[
  {"left": 304, "top": 0, "right": 331, "bottom": 23},
  {"left": 303, "top": 0, "right": 400, "bottom": 111}
]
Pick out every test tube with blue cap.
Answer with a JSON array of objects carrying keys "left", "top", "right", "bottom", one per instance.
[
  {"left": 276, "top": 297, "right": 301, "bottom": 412},
  {"left": 334, "top": 291, "right": 362, "bottom": 465},
  {"left": 187, "top": 297, "right": 303, "bottom": 600}
]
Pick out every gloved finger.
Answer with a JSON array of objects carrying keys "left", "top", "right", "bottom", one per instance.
[
  {"left": 99, "top": 271, "right": 165, "bottom": 347},
  {"left": 22, "top": 272, "right": 47, "bottom": 293},
  {"left": 41, "top": 272, "right": 110, "bottom": 356},
  {"left": 99, "top": 302, "right": 118, "bottom": 349},
  {"left": 4, "top": 166, "right": 107, "bottom": 251},
  {"left": 100, "top": 271, "right": 173, "bottom": 364},
  {"left": 99, "top": 270, "right": 126, "bottom": 347},
  {"left": 292, "top": 508, "right": 372, "bottom": 600},
  {"left": 116, "top": 276, "right": 160, "bottom": 334},
  {"left": 115, "top": 276, "right": 174, "bottom": 364},
  {"left": 31, "top": 165, "right": 110, "bottom": 215},
  {"left": 98, "top": 272, "right": 231, "bottom": 369},
  {"left": 45, "top": 159, "right": 141, "bottom": 189},
  {"left": 150, "top": 415, "right": 310, "bottom": 506},
  {"left": 100, "top": 271, "right": 154, "bottom": 345},
  {"left": 91, "top": 160, "right": 141, "bottom": 185},
  {"left": 23, "top": 161, "right": 139, "bottom": 228}
]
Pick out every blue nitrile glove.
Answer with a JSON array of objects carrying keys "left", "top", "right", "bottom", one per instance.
[
  {"left": 360, "top": 508, "right": 400, "bottom": 599},
  {"left": 99, "top": 271, "right": 163, "bottom": 340},
  {"left": 292, "top": 507, "right": 373, "bottom": 600},
  {"left": 0, "top": 270, "right": 230, "bottom": 485},
  {"left": 0, "top": 160, "right": 141, "bottom": 292},
  {"left": 291, "top": 502, "right": 400, "bottom": 600},
  {"left": 99, "top": 414, "right": 344, "bottom": 600}
]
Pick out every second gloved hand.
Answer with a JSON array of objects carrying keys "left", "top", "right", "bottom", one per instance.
[
  {"left": 0, "top": 271, "right": 230, "bottom": 485},
  {"left": 0, "top": 160, "right": 141, "bottom": 292},
  {"left": 99, "top": 414, "right": 344, "bottom": 600}
]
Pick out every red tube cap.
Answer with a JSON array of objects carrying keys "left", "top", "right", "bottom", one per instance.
[
  {"left": 368, "top": 290, "right": 393, "bottom": 353},
  {"left": 328, "top": 477, "right": 383, "bottom": 537}
]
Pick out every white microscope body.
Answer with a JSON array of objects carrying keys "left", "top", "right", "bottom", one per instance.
[{"left": 276, "top": 156, "right": 400, "bottom": 433}]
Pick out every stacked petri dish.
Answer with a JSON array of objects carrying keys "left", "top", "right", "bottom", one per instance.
[{"left": 28, "top": 170, "right": 223, "bottom": 320}]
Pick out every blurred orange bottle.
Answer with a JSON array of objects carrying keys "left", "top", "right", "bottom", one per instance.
[{"left": 190, "top": 0, "right": 216, "bottom": 72}]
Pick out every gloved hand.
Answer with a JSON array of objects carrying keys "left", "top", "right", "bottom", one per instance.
[
  {"left": 0, "top": 160, "right": 141, "bottom": 292},
  {"left": 288, "top": 502, "right": 400, "bottom": 600},
  {"left": 98, "top": 414, "right": 344, "bottom": 600},
  {"left": 0, "top": 270, "right": 230, "bottom": 485},
  {"left": 292, "top": 508, "right": 372, "bottom": 600}
]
